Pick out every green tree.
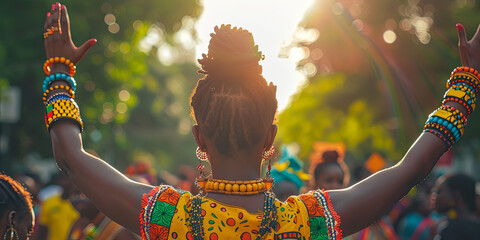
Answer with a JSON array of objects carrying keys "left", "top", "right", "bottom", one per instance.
[
  {"left": 0, "top": 0, "right": 203, "bottom": 173},
  {"left": 278, "top": 0, "right": 480, "bottom": 162}
]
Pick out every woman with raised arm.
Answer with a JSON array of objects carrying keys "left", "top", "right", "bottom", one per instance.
[{"left": 43, "top": 2, "right": 480, "bottom": 239}]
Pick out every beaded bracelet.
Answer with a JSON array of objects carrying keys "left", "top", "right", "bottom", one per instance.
[
  {"left": 424, "top": 105, "right": 467, "bottom": 149},
  {"left": 424, "top": 122, "right": 455, "bottom": 149},
  {"left": 47, "top": 94, "right": 72, "bottom": 105},
  {"left": 447, "top": 67, "right": 480, "bottom": 95},
  {"left": 45, "top": 99, "right": 83, "bottom": 132},
  {"left": 442, "top": 88, "right": 476, "bottom": 117},
  {"left": 450, "top": 82, "right": 477, "bottom": 99},
  {"left": 43, "top": 73, "right": 77, "bottom": 93},
  {"left": 44, "top": 92, "right": 73, "bottom": 105},
  {"left": 43, "top": 57, "right": 76, "bottom": 76},
  {"left": 43, "top": 84, "right": 74, "bottom": 102}
]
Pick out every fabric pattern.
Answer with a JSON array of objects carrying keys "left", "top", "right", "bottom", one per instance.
[{"left": 140, "top": 185, "right": 342, "bottom": 240}]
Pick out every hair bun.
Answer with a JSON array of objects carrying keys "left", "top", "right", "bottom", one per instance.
[
  {"left": 198, "top": 24, "right": 264, "bottom": 81},
  {"left": 322, "top": 150, "right": 340, "bottom": 163}
]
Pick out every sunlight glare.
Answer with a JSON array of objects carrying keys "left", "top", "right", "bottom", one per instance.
[{"left": 196, "top": 0, "right": 314, "bottom": 111}]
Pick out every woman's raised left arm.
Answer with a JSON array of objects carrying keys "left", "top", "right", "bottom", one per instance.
[{"left": 329, "top": 23, "right": 480, "bottom": 237}]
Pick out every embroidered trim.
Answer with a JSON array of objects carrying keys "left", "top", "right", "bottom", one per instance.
[
  {"left": 313, "top": 190, "right": 342, "bottom": 240},
  {"left": 140, "top": 185, "right": 169, "bottom": 240}
]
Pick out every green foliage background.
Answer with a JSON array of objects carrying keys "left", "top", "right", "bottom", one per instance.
[
  {"left": 278, "top": 0, "right": 480, "bottom": 164},
  {"left": 0, "top": 0, "right": 203, "bottom": 173}
]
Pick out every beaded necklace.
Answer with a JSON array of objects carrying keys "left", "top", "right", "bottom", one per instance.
[{"left": 188, "top": 192, "right": 278, "bottom": 240}]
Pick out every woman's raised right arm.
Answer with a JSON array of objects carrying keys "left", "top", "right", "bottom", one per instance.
[{"left": 44, "top": 3, "right": 152, "bottom": 234}]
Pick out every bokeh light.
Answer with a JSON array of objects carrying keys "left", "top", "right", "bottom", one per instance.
[{"left": 383, "top": 30, "right": 397, "bottom": 44}]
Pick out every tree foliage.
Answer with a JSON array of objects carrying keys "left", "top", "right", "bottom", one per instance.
[
  {"left": 278, "top": 0, "right": 480, "bottom": 162},
  {"left": 0, "top": 0, "right": 203, "bottom": 172}
]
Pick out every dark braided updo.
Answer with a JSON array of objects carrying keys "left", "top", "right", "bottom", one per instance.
[
  {"left": 0, "top": 173, "right": 33, "bottom": 219},
  {"left": 190, "top": 24, "right": 278, "bottom": 155}
]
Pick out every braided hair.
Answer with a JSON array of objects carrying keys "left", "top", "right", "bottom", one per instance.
[
  {"left": 190, "top": 24, "right": 278, "bottom": 155},
  {"left": 0, "top": 173, "right": 33, "bottom": 219}
]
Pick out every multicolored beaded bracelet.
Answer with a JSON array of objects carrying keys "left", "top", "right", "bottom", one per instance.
[
  {"left": 46, "top": 94, "right": 72, "bottom": 105},
  {"left": 433, "top": 105, "right": 466, "bottom": 133},
  {"left": 424, "top": 128, "right": 452, "bottom": 149},
  {"left": 45, "top": 99, "right": 83, "bottom": 132},
  {"left": 449, "top": 66, "right": 480, "bottom": 80},
  {"left": 424, "top": 122, "right": 455, "bottom": 148},
  {"left": 45, "top": 92, "right": 73, "bottom": 105},
  {"left": 43, "top": 85, "right": 74, "bottom": 102},
  {"left": 442, "top": 87, "right": 476, "bottom": 117},
  {"left": 447, "top": 69, "right": 480, "bottom": 95},
  {"left": 42, "top": 73, "right": 77, "bottom": 92},
  {"left": 424, "top": 105, "right": 467, "bottom": 149},
  {"left": 43, "top": 57, "right": 76, "bottom": 76},
  {"left": 450, "top": 82, "right": 477, "bottom": 100}
]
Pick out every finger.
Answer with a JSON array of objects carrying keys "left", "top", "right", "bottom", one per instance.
[
  {"left": 44, "top": 12, "right": 51, "bottom": 31},
  {"left": 50, "top": 3, "right": 63, "bottom": 41},
  {"left": 457, "top": 23, "right": 470, "bottom": 66},
  {"left": 457, "top": 23, "right": 468, "bottom": 46},
  {"left": 44, "top": 3, "right": 58, "bottom": 31},
  {"left": 472, "top": 24, "right": 480, "bottom": 45},
  {"left": 61, "top": 5, "right": 70, "bottom": 37},
  {"left": 75, "top": 39, "right": 97, "bottom": 63}
]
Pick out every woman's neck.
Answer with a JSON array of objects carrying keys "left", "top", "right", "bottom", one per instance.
[{"left": 208, "top": 152, "right": 262, "bottom": 180}]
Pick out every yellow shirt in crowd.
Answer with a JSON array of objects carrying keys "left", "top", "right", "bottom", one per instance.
[{"left": 39, "top": 194, "right": 79, "bottom": 240}]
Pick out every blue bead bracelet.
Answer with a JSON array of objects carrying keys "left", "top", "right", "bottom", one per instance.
[{"left": 42, "top": 73, "right": 77, "bottom": 93}]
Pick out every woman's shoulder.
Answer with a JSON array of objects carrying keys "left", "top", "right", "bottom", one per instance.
[
  {"left": 288, "top": 190, "right": 343, "bottom": 240},
  {"left": 139, "top": 185, "right": 191, "bottom": 239}
]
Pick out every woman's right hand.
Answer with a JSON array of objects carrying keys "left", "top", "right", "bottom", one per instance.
[
  {"left": 457, "top": 23, "right": 480, "bottom": 71},
  {"left": 44, "top": 2, "right": 96, "bottom": 74}
]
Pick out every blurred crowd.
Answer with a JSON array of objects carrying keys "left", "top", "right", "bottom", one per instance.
[{"left": 1, "top": 144, "right": 479, "bottom": 240}]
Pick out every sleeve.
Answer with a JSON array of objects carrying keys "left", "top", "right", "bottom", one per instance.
[
  {"left": 298, "top": 190, "right": 342, "bottom": 240},
  {"left": 139, "top": 185, "right": 182, "bottom": 240}
]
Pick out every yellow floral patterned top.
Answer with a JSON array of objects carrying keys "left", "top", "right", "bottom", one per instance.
[{"left": 140, "top": 185, "right": 341, "bottom": 240}]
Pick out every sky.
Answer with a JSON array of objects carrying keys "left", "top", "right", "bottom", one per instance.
[{"left": 194, "top": 0, "right": 315, "bottom": 111}]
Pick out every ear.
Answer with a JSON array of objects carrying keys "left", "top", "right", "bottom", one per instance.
[
  {"left": 192, "top": 125, "right": 206, "bottom": 151},
  {"left": 264, "top": 124, "right": 278, "bottom": 150},
  {"left": 7, "top": 211, "right": 16, "bottom": 227}
]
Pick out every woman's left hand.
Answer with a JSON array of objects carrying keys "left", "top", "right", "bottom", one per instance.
[
  {"left": 457, "top": 23, "right": 480, "bottom": 71},
  {"left": 44, "top": 2, "right": 96, "bottom": 74}
]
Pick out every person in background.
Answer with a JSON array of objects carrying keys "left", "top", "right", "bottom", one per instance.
[
  {"left": 34, "top": 173, "right": 79, "bottom": 240},
  {"left": 312, "top": 150, "right": 349, "bottom": 190},
  {"left": 395, "top": 184, "right": 438, "bottom": 240},
  {"left": 13, "top": 173, "right": 42, "bottom": 240},
  {"left": 270, "top": 146, "right": 309, "bottom": 201},
  {"left": 0, "top": 173, "right": 34, "bottom": 240},
  {"left": 430, "top": 173, "right": 480, "bottom": 239},
  {"left": 68, "top": 190, "right": 140, "bottom": 240}
]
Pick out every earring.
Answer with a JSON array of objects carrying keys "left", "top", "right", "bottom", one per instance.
[
  {"left": 262, "top": 145, "right": 276, "bottom": 160},
  {"left": 4, "top": 226, "right": 19, "bottom": 240},
  {"left": 196, "top": 147, "right": 208, "bottom": 161},
  {"left": 262, "top": 146, "right": 275, "bottom": 191},
  {"left": 447, "top": 208, "right": 457, "bottom": 219},
  {"left": 195, "top": 147, "right": 208, "bottom": 194}
]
